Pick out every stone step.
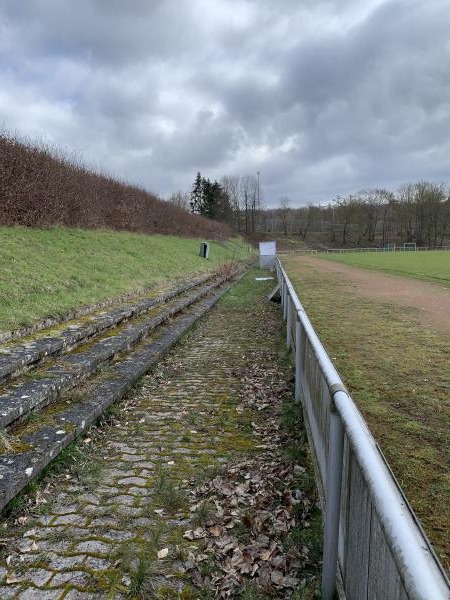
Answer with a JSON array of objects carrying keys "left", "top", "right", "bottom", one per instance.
[
  {"left": 0, "top": 272, "right": 215, "bottom": 384},
  {"left": 0, "top": 274, "right": 231, "bottom": 432},
  {"left": 0, "top": 274, "right": 243, "bottom": 512}
]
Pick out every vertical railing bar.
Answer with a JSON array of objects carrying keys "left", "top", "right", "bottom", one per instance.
[
  {"left": 286, "top": 294, "right": 292, "bottom": 349},
  {"left": 295, "top": 316, "right": 302, "bottom": 402},
  {"left": 322, "top": 406, "right": 345, "bottom": 600}
]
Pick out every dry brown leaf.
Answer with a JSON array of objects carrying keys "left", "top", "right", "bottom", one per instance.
[
  {"left": 157, "top": 548, "right": 169, "bottom": 559},
  {"left": 260, "top": 549, "right": 272, "bottom": 561},
  {"left": 16, "top": 516, "right": 28, "bottom": 525},
  {"left": 270, "top": 569, "right": 285, "bottom": 585},
  {"left": 209, "top": 525, "right": 222, "bottom": 537},
  {"left": 6, "top": 572, "right": 21, "bottom": 584}
]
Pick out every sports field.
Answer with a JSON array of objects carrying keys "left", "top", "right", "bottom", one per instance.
[{"left": 322, "top": 250, "right": 450, "bottom": 285}]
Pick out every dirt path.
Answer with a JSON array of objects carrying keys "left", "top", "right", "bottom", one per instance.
[{"left": 297, "top": 256, "right": 450, "bottom": 336}]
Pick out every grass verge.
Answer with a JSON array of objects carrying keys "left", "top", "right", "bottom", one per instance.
[
  {"left": 0, "top": 225, "right": 251, "bottom": 331},
  {"left": 283, "top": 255, "right": 450, "bottom": 573}
]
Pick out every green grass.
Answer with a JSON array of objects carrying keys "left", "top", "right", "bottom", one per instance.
[
  {"left": 283, "top": 255, "right": 450, "bottom": 573},
  {"left": 320, "top": 250, "right": 450, "bottom": 285},
  {"left": 0, "top": 226, "right": 251, "bottom": 331}
]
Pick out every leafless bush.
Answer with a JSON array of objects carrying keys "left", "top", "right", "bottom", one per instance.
[{"left": 0, "top": 133, "right": 231, "bottom": 239}]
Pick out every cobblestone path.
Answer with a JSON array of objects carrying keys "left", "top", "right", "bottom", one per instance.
[{"left": 0, "top": 272, "right": 318, "bottom": 598}]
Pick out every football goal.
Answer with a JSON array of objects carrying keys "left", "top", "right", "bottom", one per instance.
[{"left": 403, "top": 243, "right": 417, "bottom": 251}]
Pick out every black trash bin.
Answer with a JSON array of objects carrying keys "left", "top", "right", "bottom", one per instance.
[{"left": 199, "top": 242, "right": 209, "bottom": 259}]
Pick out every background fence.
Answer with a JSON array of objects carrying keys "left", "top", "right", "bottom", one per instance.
[
  {"left": 276, "top": 258, "right": 450, "bottom": 600},
  {"left": 277, "top": 246, "right": 450, "bottom": 256}
]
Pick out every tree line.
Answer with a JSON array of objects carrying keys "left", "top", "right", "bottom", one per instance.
[
  {"left": 168, "top": 172, "right": 261, "bottom": 235},
  {"left": 170, "top": 177, "right": 449, "bottom": 247},
  {"left": 263, "top": 183, "right": 450, "bottom": 247}
]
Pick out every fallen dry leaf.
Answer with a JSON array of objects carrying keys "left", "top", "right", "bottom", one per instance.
[
  {"left": 6, "top": 572, "right": 21, "bottom": 584},
  {"left": 157, "top": 548, "right": 169, "bottom": 559}
]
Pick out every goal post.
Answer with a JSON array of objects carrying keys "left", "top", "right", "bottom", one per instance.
[{"left": 403, "top": 243, "right": 417, "bottom": 251}]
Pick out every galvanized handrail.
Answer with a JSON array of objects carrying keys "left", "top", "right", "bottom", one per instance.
[{"left": 276, "top": 258, "right": 450, "bottom": 600}]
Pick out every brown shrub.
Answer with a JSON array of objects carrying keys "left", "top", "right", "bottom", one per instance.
[{"left": 0, "top": 133, "right": 230, "bottom": 239}]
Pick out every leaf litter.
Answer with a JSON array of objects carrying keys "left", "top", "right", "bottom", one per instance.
[{"left": 181, "top": 358, "right": 321, "bottom": 598}]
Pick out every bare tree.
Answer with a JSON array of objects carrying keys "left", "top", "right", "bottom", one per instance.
[
  {"left": 296, "top": 204, "right": 318, "bottom": 239},
  {"left": 279, "top": 196, "right": 291, "bottom": 235},
  {"left": 336, "top": 195, "right": 360, "bottom": 245},
  {"left": 240, "top": 175, "right": 258, "bottom": 233},
  {"left": 221, "top": 175, "right": 241, "bottom": 231},
  {"left": 167, "top": 190, "right": 190, "bottom": 211}
]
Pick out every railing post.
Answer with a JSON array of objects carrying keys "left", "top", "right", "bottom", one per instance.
[
  {"left": 286, "top": 295, "right": 292, "bottom": 349},
  {"left": 295, "top": 316, "right": 302, "bottom": 402},
  {"left": 283, "top": 283, "right": 288, "bottom": 322},
  {"left": 322, "top": 406, "right": 345, "bottom": 600}
]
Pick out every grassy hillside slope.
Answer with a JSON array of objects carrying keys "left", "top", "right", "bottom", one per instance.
[{"left": 0, "top": 226, "right": 250, "bottom": 331}]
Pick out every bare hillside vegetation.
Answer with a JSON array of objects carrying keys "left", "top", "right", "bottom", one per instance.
[{"left": 0, "top": 133, "right": 230, "bottom": 239}]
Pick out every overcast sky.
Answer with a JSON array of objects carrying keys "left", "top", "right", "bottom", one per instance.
[{"left": 1, "top": 0, "right": 449, "bottom": 207}]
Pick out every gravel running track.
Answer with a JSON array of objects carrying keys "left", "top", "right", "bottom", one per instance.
[{"left": 293, "top": 255, "right": 450, "bottom": 336}]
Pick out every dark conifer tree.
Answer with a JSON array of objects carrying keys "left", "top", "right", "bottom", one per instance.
[{"left": 190, "top": 172, "right": 203, "bottom": 214}]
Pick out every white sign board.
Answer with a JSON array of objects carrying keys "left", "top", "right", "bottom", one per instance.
[
  {"left": 259, "top": 241, "right": 276, "bottom": 269},
  {"left": 259, "top": 241, "right": 276, "bottom": 256}
]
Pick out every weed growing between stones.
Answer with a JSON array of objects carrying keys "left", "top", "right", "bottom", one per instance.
[
  {"left": 128, "top": 553, "right": 159, "bottom": 599},
  {"left": 0, "top": 430, "right": 14, "bottom": 452},
  {"left": 190, "top": 501, "right": 215, "bottom": 528},
  {"left": 2, "top": 495, "right": 25, "bottom": 521},
  {"left": 152, "top": 472, "right": 188, "bottom": 515}
]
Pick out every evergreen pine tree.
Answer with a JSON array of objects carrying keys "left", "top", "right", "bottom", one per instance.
[
  {"left": 201, "top": 177, "right": 214, "bottom": 218},
  {"left": 190, "top": 172, "right": 203, "bottom": 214}
]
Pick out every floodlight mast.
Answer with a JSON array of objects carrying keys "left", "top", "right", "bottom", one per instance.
[{"left": 257, "top": 171, "right": 260, "bottom": 209}]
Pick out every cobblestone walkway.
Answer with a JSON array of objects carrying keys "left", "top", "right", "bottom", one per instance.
[{"left": 0, "top": 272, "right": 317, "bottom": 598}]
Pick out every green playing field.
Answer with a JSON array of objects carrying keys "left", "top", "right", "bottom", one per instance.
[{"left": 321, "top": 250, "right": 450, "bottom": 286}]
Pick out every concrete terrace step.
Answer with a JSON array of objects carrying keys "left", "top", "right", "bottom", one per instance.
[
  {"left": 0, "top": 272, "right": 215, "bottom": 384},
  {"left": 0, "top": 274, "right": 232, "bottom": 431},
  {"left": 0, "top": 269, "right": 246, "bottom": 512}
]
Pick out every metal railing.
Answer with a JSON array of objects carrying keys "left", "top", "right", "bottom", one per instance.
[{"left": 276, "top": 258, "right": 450, "bottom": 600}]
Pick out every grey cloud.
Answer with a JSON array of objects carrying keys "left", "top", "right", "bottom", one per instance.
[
  {"left": 2, "top": 0, "right": 196, "bottom": 66},
  {"left": 153, "top": 114, "right": 240, "bottom": 171},
  {"left": 1, "top": 0, "right": 450, "bottom": 206}
]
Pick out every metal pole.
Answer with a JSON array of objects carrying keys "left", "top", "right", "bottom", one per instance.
[
  {"left": 295, "top": 317, "right": 302, "bottom": 402},
  {"left": 286, "top": 295, "right": 292, "bottom": 349},
  {"left": 257, "top": 171, "right": 260, "bottom": 210},
  {"left": 322, "top": 407, "right": 345, "bottom": 600}
]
